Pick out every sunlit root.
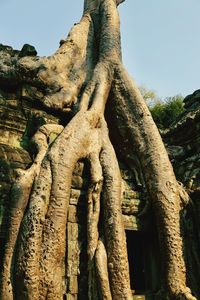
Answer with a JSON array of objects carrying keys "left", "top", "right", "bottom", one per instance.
[
  {"left": 95, "top": 239, "right": 112, "bottom": 300},
  {"left": 156, "top": 286, "right": 197, "bottom": 300},
  {"left": 87, "top": 151, "right": 103, "bottom": 300},
  {"left": 87, "top": 153, "right": 103, "bottom": 261},
  {"left": 0, "top": 14, "right": 95, "bottom": 113},
  {"left": 40, "top": 14, "right": 95, "bottom": 111},
  {"left": 0, "top": 0, "right": 194, "bottom": 298},
  {"left": 100, "top": 119, "right": 133, "bottom": 300},
  {"left": 79, "top": 61, "right": 113, "bottom": 113},
  {"left": 14, "top": 110, "right": 105, "bottom": 299},
  {"left": 0, "top": 124, "right": 63, "bottom": 300},
  {"left": 110, "top": 64, "right": 196, "bottom": 300}
]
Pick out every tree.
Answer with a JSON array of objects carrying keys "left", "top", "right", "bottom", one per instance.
[
  {"left": 150, "top": 95, "right": 185, "bottom": 129},
  {"left": 0, "top": 0, "right": 196, "bottom": 299},
  {"left": 139, "top": 85, "right": 160, "bottom": 107}
]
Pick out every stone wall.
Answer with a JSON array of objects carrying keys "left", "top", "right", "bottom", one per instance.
[
  {"left": 165, "top": 89, "right": 200, "bottom": 191},
  {"left": 164, "top": 90, "right": 200, "bottom": 298}
]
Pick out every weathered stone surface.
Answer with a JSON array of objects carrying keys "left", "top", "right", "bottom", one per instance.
[
  {"left": 163, "top": 91, "right": 200, "bottom": 298},
  {"left": 133, "top": 296, "right": 145, "bottom": 300},
  {"left": 123, "top": 215, "right": 150, "bottom": 231},
  {"left": 72, "top": 161, "right": 85, "bottom": 176},
  {"left": 165, "top": 91, "right": 200, "bottom": 192},
  {"left": 69, "top": 189, "right": 86, "bottom": 206},
  {"left": 19, "top": 44, "right": 37, "bottom": 57},
  {"left": 67, "top": 222, "right": 79, "bottom": 242},
  {"left": 0, "top": 144, "right": 31, "bottom": 241},
  {"left": 122, "top": 198, "right": 141, "bottom": 215},
  {"left": 184, "top": 89, "right": 200, "bottom": 110},
  {"left": 68, "top": 205, "right": 78, "bottom": 223}
]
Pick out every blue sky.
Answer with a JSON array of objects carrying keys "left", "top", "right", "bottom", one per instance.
[{"left": 0, "top": 0, "right": 200, "bottom": 99}]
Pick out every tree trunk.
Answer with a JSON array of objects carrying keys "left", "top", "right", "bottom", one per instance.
[{"left": 0, "top": 0, "right": 196, "bottom": 299}]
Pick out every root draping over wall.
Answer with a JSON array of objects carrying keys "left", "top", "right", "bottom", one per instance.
[{"left": 0, "top": 0, "right": 197, "bottom": 299}]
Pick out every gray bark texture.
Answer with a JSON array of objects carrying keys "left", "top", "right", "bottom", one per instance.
[{"left": 0, "top": 0, "right": 197, "bottom": 299}]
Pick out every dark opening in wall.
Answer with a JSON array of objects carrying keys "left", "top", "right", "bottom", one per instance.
[
  {"left": 126, "top": 231, "right": 146, "bottom": 293},
  {"left": 126, "top": 230, "right": 161, "bottom": 297}
]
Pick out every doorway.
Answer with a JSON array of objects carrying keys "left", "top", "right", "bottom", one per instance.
[{"left": 126, "top": 230, "right": 161, "bottom": 296}]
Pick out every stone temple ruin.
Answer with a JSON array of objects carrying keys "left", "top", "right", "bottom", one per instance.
[{"left": 0, "top": 43, "right": 200, "bottom": 299}]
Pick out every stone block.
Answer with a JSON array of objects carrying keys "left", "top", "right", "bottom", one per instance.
[
  {"left": 68, "top": 205, "right": 77, "bottom": 223},
  {"left": 73, "top": 161, "right": 84, "bottom": 176},
  {"left": 70, "top": 189, "right": 86, "bottom": 206},
  {"left": 122, "top": 198, "right": 141, "bottom": 215},
  {"left": 133, "top": 296, "right": 145, "bottom": 300},
  {"left": 67, "top": 259, "right": 79, "bottom": 277},
  {"left": 67, "top": 241, "right": 80, "bottom": 262},
  {"left": 67, "top": 222, "right": 79, "bottom": 241},
  {"left": 123, "top": 215, "right": 150, "bottom": 231},
  {"left": 71, "top": 176, "right": 83, "bottom": 189},
  {"left": 19, "top": 44, "right": 37, "bottom": 57}
]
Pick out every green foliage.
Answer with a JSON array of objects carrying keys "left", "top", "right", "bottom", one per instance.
[
  {"left": 150, "top": 95, "right": 185, "bottom": 129},
  {"left": 139, "top": 85, "right": 160, "bottom": 107},
  {"left": 139, "top": 85, "right": 185, "bottom": 129}
]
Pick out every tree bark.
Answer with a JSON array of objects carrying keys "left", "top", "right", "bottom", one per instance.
[
  {"left": 108, "top": 66, "right": 196, "bottom": 299},
  {"left": 0, "top": 0, "right": 196, "bottom": 299}
]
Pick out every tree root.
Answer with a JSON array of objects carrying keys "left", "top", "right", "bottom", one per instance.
[
  {"left": 8, "top": 94, "right": 129, "bottom": 300},
  {"left": 100, "top": 119, "right": 133, "bottom": 300},
  {"left": 0, "top": 13, "right": 95, "bottom": 113},
  {"left": 95, "top": 239, "right": 112, "bottom": 300},
  {"left": 110, "top": 64, "right": 197, "bottom": 299},
  {"left": 0, "top": 124, "right": 63, "bottom": 300},
  {"left": 87, "top": 147, "right": 103, "bottom": 300},
  {"left": 0, "top": 0, "right": 195, "bottom": 299},
  {"left": 156, "top": 287, "right": 197, "bottom": 300}
]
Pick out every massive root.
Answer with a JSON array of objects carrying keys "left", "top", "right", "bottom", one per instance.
[
  {"left": 108, "top": 66, "right": 196, "bottom": 300},
  {"left": 0, "top": 0, "right": 196, "bottom": 299},
  {"left": 1, "top": 124, "right": 64, "bottom": 300}
]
